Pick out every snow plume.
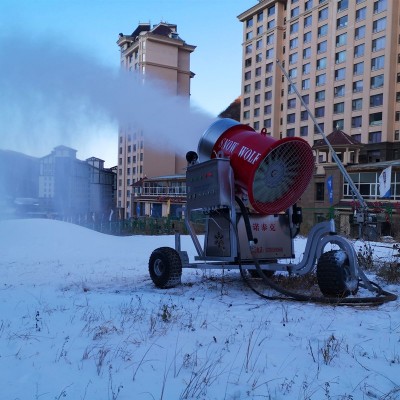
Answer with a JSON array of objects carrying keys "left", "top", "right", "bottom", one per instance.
[{"left": 0, "top": 33, "right": 216, "bottom": 163}]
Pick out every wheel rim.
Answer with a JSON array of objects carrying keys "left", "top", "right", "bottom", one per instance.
[{"left": 154, "top": 258, "right": 165, "bottom": 277}]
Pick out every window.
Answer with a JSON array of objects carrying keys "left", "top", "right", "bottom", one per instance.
[
  {"left": 246, "top": 18, "right": 253, "bottom": 28},
  {"left": 333, "top": 119, "right": 344, "bottom": 130},
  {"left": 334, "top": 85, "right": 345, "bottom": 97},
  {"left": 352, "top": 115, "right": 362, "bottom": 128},
  {"left": 265, "top": 76, "right": 273, "bottom": 86},
  {"left": 337, "top": 15, "right": 348, "bottom": 29},
  {"left": 317, "top": 41, "right": 327, "bottom": 54},
  {"left": 316, "top": 73, "right": 326, "bottom": 86},
  {"left": 268, "top": 4, "right": 275, "bottom": 16},
  {"left": 287, "top": 129, "right": 295, "bottom": 137},
  {"left": 246, "top": 31, "right": 253, "bottom": 41},
  {"left": 305, "top": 0, "right": 313, "bottom": 11},
  {"left": 254, "top": 108, "right": 260, "bottom": 117},
  {"left": 355, "top": 25, "right": 365, "bottom": 40},
  {"left": 254, "top": 94, "right": 261, "bottom": 104},
  {"left": 370, "top": 93, "right": 383, "bottom": 107},
  {"left": 304, "top": 15, "right": 312, "bottom": 28},
  {"left": 373, "top": 17, "right": 386, "bottom": 33},
  {"left": 395, "top": 130, "right": 400, "bottom": 140},
  {"left": 337, "top": 0, "right": 348, "bottom": 11},
  {"left": 267, "top": 19, "right": 276, "bottom": 29},
  {"left": 369, "top": 112, "right": 382, "bottom": 126},
  {"left": 304, "top": 31, "right": 312, "bottom": 43},
  {"left": 373, "top": 0, "right": 387, "bottom": 14},
  {"left": 353, "top": 62, "right": 364, "bottom": 75},
  {"left": 244, "top": 71, "right": 251, "bottom": 80},
  {"left": 352, "top": 134, "right": 361, "bottom": 143},
  {"left": 301, "top": 110, "right": 309, "bottom": 121},
  {"left": 264, "top": 118, "right": 271, "bottom": 128},
  {"left": 266, "top": 48, "right": 274, "bottom": 59},
  {"left": 356, "top": 7, "right": 366, "bottom": 21},
  {"left": 244, "top": 97, "right": 250, "bottom": 106},
  {"left": 266, "top": 62, "right": 273, "bottom": 73},
  {"left": 291, "top": 6, "right": 299, "bottom": 18},
  {"left": 264, "top": 105, "right": 272, "bottom": 114},
  {"left": 257, "top": 11, "right": 263, "bottom": 22},
  {"left": 255, "top": 80, "right": 261, "bottom": 90},
  {"left": 352, "top": 98, "right": 363, "bottom": 110},
  {"left": 315, "top": 106, "right": 325, "bottom": 117},
  {"left": 290, "top": 37, "right": 298, "bottom": 49},
  {"left": 314, "top": 123, "right": 324, "bottom": 134},
  {"left": 290, "top": 22, "right": 299, "bottom": 34},
  {"left": 245, "top": 44, "right": 252, "bottom": 54},
  {"left": 353, "top": 80, "right": 363, "bottom": 93},
  {"left": 396, "top": 92, "right": 400, "bottom": 102},
  {"left": 335, "top": 50, "right": 346, "bottom": 64},
  {"left": 302, "top": 94, "right": 310, "bottom": 104},
  {"left": 288, "top": 98, "right": 296, "bottom": 109},
  {"left": 354, "top": 44, "right": 365, "bottom": 58},
  {"left": 244, "top": 84, "right": 251, "bottom": 93},
  {"left": 336, "top": 33, "right": 347, "bottom": 47},
  {"left": 289, "top": 67, "right": 297, "bottom": 78},
  {"left": 303, "top": 47, "right": 311, "bottom": 59},
  {"left": 303, "top": 63, "right": 311, "bottom": 74},
  {"left": 265, "top": 91, "right": 272, "bottom": 100},
  {"left": 319, "top": 8, "right": 328, "bottom": 21},
  {"left": 300, "top": 126, "right": 309, "bottom": 137},
  {"left": 266, "top": 33, "right": 274, "bottom": 45},
  {"left": 245, "top": 58, "right": 252, "bottom": 67},
  {"left": 372, "top": 37, "right": 385, "bottom": 52},
  {"left": 335, "top": 68, "right": 346, "bottom": 81},
  {"left": 371, "top": 56, "right": 384, "bottom": 71},
  {"left": 318, "top": 24, "right": 328, "bottom": 37},
  {"left": 302, "top": 78, "right": 310, "bottom": 90},
  {"left": 289, "top": 52, "right": 298, "bottom": 64},
  {"left": 257, "top": 26, "right": 263, "bottom": 36},
  {"left": 369, "top": 132, "right": 382, "bottom": 143},
  {"left": 316, "top": 183, "right": 325, "bottom": 201},
  {"left": 256, "top": 39, "right": 263, "bottom": 50},
  {"left": 315, "top": 90, "right": 326, "bottom": 102},
  {"left": 334, "top": 102, "right": 345, "bottom": 114},
  {"left": 287, "top": 113, "right": 296, "bottom": 124},
  {"left": 243, "top": 110, "right": 250, "bottom": 119},
  {"left": 255, "top": 67, "right": 261, "bottom": 76}
]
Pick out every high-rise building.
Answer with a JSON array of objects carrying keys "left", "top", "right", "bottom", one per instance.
[
  {"left": 116, "top": 22, "right": 195, "bottom": 219},
  {"left": 238, "top": 0, "right": 400, "bottom": 163}
]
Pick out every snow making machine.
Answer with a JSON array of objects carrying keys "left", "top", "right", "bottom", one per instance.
[{"left": 148, "top": 64, "right": 397, "bottom": 305}]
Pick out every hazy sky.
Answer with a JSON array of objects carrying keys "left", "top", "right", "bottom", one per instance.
[{"left": 0, "top": 0, "right": 255, "bottom": 165}]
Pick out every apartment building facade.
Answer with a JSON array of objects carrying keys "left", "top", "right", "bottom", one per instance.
[
  {"left": 116, "top": 22, "right": 195, "bottom": 219},
  {"left": 39, "top": 146, "right": 116, "bottom": 219},
  {"left": 238, "top": 0, "right": 400, "bottom": 231},
  {"left": 238, "top": 0, "right": 400, "bottom": 160}
]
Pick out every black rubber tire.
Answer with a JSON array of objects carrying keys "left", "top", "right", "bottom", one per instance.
[
  {"left": 149, "top": 247, "right": 182, "bottom": 288},
  {"left": 317, "top": 250, "right": 359, "bottom": 298}
]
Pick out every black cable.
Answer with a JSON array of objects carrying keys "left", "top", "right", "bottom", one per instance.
[{"left": 234, "top": 197, "right": 398, "bottom": 306}]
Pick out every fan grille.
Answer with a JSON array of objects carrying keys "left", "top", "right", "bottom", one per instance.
[{"left": 251, "top": 140, "right": 314, "bottom": 214}]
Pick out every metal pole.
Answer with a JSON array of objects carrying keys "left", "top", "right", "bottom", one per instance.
[{"left": 276, "top": 60, "right": 368, "bottom": 211}]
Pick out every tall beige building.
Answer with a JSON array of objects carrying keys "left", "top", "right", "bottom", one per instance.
[
  {"left": 116, "top": 22, "right": 195, "bottom": 218},
  {"left": 238, "top": 0, "right": 400, "bottom": 163}
]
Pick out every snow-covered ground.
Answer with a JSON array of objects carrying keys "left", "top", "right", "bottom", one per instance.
[{"left": 1, "top": 218, "right": 399, "bottom": 400}]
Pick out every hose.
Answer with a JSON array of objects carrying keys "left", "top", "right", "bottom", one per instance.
[{"left": 234, "top": 197, "right": 398, "bottom": 306}]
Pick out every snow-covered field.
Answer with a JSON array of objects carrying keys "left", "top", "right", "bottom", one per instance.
[{"left": 1, "top": 218, "right": 399, "bottom": 400}]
